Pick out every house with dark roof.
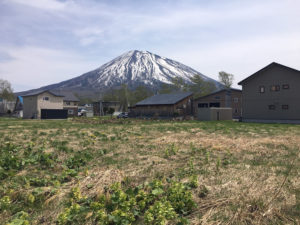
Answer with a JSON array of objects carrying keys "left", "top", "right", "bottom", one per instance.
[
  {"left": 238, "top": 62, "right": 300, "bottom": 122},
  {"left": 22, "top": 90, "right": 65, "bottom": 119},
  {"left": 53, "top": 91, "right": 80, "bottom": 117},
  {"left": 193, "top": 88, "right": 242, "bottom": 119},
  {"left": 22, "top": 90, "right": 80, "bottom": 118},
  {"left": 129, "top": 92, "right": 193, "bottom": 117}
]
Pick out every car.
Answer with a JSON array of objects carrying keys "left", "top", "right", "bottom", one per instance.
[
  {"left": 78, "top": 108, "right": 87, "bottom": 117},
  {"left": 117, "top": 112, "right": 128, "bottom": 118}
]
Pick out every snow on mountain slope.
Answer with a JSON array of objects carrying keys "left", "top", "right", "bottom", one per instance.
[
  {"left": 91, "top": 50, "right": 217, "bottom": 87},
  {"left": 23, "top": 50, "right": 221, "bottom": 95}
]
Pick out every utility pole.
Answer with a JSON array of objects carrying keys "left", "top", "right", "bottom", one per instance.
[{"left": 99, "top": 93, "right": 104, "bottom": 116}]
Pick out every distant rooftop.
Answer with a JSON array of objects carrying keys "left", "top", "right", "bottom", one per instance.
[
  {"left": 21, "top": 90, "right": 64, "bottom": 98},
  {"left": 136, "top": 92, "right": 193, "bottom": 106},
  {"left": 52, "top": 90, "right": 80, "bottom": 102},
  {"left": 21, "top": 90, "right": 80, "bottom": 102},
  {"left": 194, "top": 88, "right": 242, "bottom": 101}
]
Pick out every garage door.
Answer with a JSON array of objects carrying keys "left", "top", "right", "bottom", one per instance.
[{"left": 41, "top": 109, "right": 68, "bottom": 119}]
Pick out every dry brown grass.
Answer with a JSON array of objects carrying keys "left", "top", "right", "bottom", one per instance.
[{"left": 0, "top": 119, "right": 299, "bottom": 224}]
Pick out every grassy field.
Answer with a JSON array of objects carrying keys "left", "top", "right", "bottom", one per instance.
[{"left": 0, "top": 117, "right": 299, "bottom": 224}]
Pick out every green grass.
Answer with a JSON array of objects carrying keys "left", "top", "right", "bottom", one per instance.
[{"left": 0, "top": 117, "right": 299, "bottom": 224}]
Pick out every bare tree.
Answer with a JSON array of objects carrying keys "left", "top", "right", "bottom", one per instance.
[
  {"left": 218, "top": 71, "right": 234, "bottom": 88},
  {"left": 0, "top": 79, "right": 14, "bottom": 101},
  {"left": 0, "top": 79, "right": 14, "bottom": 113}
]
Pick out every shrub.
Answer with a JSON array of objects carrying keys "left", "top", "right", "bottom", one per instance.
[
  {"left": 167, "top": 182, "right": 196, "bottom": 215},
  {"left": 57, "top": 179, "right": 197, "bottom": 225},
  {"left": 6, "top": 211, "right": 30, "bottom": 225},
  {"left": 144, "top": 199, "right": 176, "bottom": 224}
]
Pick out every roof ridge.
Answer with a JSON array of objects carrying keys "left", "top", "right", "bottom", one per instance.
[{"left": 238, "top": 62, "right": 300, "bottom": 85}]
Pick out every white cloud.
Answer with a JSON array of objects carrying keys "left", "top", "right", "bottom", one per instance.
[
  {"left": 167, "top": 32, "right": 300, "bottom": 87},
  {"left": 8, "top": 0, "right": 66, "bottom": 11},
  {"left": 1, "top": 0, "right": 300, "bottom": 91},
  {"left": 0, "top": 46, "right": 100, "bottom": 91},
  {"left": 73, "top": 27, "right": 104, "bottom": 46}
]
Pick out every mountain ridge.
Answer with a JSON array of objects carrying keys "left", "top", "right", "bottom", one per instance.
[{"left": 17, "top": 50, "right": 222, "bottom": 99}]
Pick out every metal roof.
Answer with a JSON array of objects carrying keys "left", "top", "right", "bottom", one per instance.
[
  {"left": 136, "top": 92, "right": 193, "bottom": 106},
  {"left": 194, "top": 88, "right": 241, "bottom": 101},
  {"left": 21, "top": 90, "right": 80, "bottom": 102},
  {"left": 238, "top": 62, "right": 300, "bottom": 85},
  {"left": 21, "top": 90, "right": 64, "bottom": 97},
  {"left": 52, "top": 91, "right": 80, "bottom": 102}
]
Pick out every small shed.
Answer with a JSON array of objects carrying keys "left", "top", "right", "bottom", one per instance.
[{"left": 197, "top": 107, "right": 232, "bottom": 121}]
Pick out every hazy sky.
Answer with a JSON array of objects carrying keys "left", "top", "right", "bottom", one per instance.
[{"left": 1, "top": 0, "right": 300, "bottom": 91}]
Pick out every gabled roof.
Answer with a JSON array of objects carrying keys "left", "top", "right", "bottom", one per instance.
[
  {"left": 21, "top": 90, "right": 80, "bottom": 102},
  {"left": 136, "top": 92, "right": 193, "bottom": 106},
  {"left": 238, "top": 62, "right": 300, "bottom": 85},
  {"left": 194, "top": 88, "right": 242, "bottom": 101},
  {"left": 21, "top": 90, "right": 64, "bottom": 97},
  {"left": 52, "top": 91, "right": 80, "bottom": 102}
]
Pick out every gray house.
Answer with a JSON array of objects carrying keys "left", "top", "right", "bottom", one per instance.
[{"left": 238, "top": 62, "right": 300, "bottom": 123}]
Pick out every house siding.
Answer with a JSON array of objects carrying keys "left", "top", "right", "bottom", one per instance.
[
  {"left": 23, "top": 96, "right": 38, "bottom": 119},
  {"left": 193, "top": 90, "right": 242, "bottom": 119},
  {"left": 63, "top": 101, "right": 78, "bottom": 117},
  {"left": 23, "top": 92, "right": 64, "bottom": 119},
  {"left": 131, "top": 96, "right": 193, "bottom": 117},
  {"left": 241, "top": 65, "right": 300, "bottom": 120}
]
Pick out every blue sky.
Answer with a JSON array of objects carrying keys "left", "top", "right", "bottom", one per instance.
[{"left": 0, "top": 0, "right": 300, "bottom": 91}]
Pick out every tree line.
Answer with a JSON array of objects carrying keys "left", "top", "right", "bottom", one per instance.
[
  {"left": 0, "top": 71, "right": 234, "bottom": 112},
  {"left": 102, "top": 71, "right": 234, "bottom": 111}
]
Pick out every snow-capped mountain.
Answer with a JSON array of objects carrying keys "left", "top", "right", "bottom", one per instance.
[{"left": 19, "top": 50, "right": 222, "bottom": 98}]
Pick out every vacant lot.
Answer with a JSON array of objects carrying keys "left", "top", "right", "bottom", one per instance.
[{"left": 0, "top": 118, "right": 299, "bottom": 224}]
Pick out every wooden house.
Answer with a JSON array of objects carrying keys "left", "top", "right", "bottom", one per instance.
[
  {"left": 238, "top": 62, "right": 300, "bottom": 122},
  {"left": 129, "top": 92, "right": 193, "bottom": 118},
  {"left": 193, "top": 88, "right": 242, "bottom": 119}
]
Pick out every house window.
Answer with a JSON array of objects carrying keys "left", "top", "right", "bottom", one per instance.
[
  {"left": 282, "top": 105, "right": 289, "bottom": 110},
  {"left": 209, "top": 102, "right": 220, "bottom": 107},
  {"left": 215, "top": 96, "right": 220, "bottom": 99},
  {"left": 282, "top": 84, "right": 289, "bottom": 89},
  {"left": 270, "top": 85, "right": 280, "bottom": 92},
  {"left": 259, "top": 86, "right": 265, "bottom": 93},
  {"left": 43, "top": 97, "right": 49, "bottom": 101},
  {"left": 68, "top": 109, "right": 74, "bottom": 114},
  {"left": 66, "top": 101, "right": 70, "bottom": 105},
  {"left": 198, "top": 103, "right": 208, "bottom": 108},
  {"left": 268, "top": 105, "right": 276, "bottom": 110},
  {"left": 233, "top": 97, "right": 239, "bottom": 103}
]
